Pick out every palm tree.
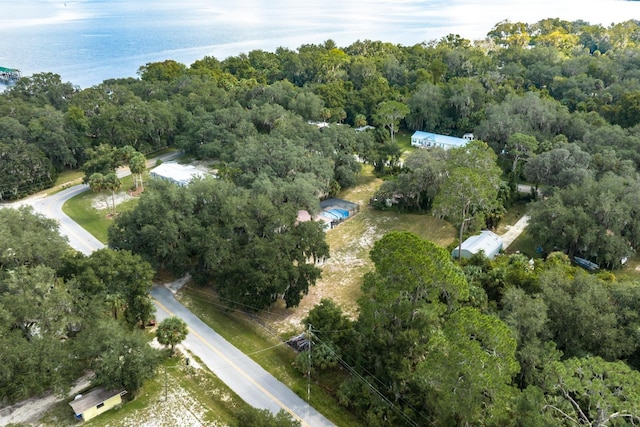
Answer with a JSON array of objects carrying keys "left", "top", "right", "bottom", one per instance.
[
  {"left": 129, "top": 152, "right": 147, "bottom": 191},
  {"left": 156, "top": 316, "right": 189, "bottom": 354},
  {"left": 88, "top": 172, "right": 110, "bottom": 212},
  {"left": 104, "top": 173, "right": 122, "bottom": 215},
  {"left": 354, "top": 113, "right": 367, "bottom": 128},
  {"left": 105, "top": 292, "right": 126, "bottom": 320}
]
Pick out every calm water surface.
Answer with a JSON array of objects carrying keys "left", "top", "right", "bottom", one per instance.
[{"left": 1, "top": 0, "right": 639, "bottom": 88}]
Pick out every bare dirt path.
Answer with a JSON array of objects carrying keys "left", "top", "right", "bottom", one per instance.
[
  {"left": 500, "top": 215, "right": 530, "bottom": 249},
  {"left": 0, "top": 375, "right": 91, "bottom": 426}
]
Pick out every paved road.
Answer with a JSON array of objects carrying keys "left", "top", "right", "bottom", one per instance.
[
  {"left": 27, "top": 183, "right": 103, "bottom": 255},
  {"left": 153, "top": 286, "right": 333, "bottom": 427},
  {"left": 4, "top": 151, "right": 181, "bottom": 255},
  {"left": 1, "top": 154, "right": 334, "bottom": 426}
]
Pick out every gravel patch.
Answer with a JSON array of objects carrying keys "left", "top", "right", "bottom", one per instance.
[{"left": 91, "top": 192, "right": 134, "bottom": 210}]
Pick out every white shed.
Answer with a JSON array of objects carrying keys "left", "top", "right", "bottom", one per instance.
[{"left": 452, "top": 230, "right": 503, "bottom": 260}]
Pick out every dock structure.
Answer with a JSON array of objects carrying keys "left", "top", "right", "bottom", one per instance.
[{"left": 0, "top": 67, "right": 21, "bottom": 84}]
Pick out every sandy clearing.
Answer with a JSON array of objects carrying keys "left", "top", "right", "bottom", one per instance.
[
  {"left": 0, "top": 375, "right": 91, "bottom": 426},
  {"left": 91, "top": 191, "right": 134, "bottom": 210}
]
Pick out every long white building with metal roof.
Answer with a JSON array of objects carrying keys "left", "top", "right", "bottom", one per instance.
[{"left": 411, "top": 131, "right": 473, "bottom": 150}]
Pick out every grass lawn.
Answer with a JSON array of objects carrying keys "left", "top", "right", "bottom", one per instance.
[
  {"left": 396, "top": 129, "right": 415, "bottom": 153},
  {"left": 496, "top": 200, "right": 529, "bottom": 236},
  {"left": 61, "top": 148, "right": 183, "bottom": 244},
  {"left": 503, "top": 229, "right": 542, "bottom": 259},
  {"left": 54, "top": 169, "right": 84, "bottom": 188},
  {"left": 612, "top": 254, "right": 640, "bottom": 281},
  {"left": 62, "top": 176, "right": 138, "bottom": 244}
]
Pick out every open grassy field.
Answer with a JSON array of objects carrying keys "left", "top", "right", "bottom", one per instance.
[{"left": 262, "top": 165, "right": 457, "bottom": 333}]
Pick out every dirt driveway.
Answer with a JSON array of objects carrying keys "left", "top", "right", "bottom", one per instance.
[{"left": 0, "top": 376, "right": 91, "bottom": 426}]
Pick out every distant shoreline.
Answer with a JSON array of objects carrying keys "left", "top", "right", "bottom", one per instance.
[{"left": 2, "top": 0, "right": 640, "bottom": 88}]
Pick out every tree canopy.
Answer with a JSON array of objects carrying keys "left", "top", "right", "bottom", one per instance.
[
  {"left": 307, "top": 232, "right": 640, "bottom": 426},
  {"left": 0, "top": 209, "right": 159, "bottom": 403},
  {"left": 0, "top": 206, "right": 70, "bottom": 270},
  {"left": 109, "top": 178, "right": 329, "bottom": 310}
]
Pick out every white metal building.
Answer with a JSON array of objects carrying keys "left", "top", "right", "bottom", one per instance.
[
  {"left": 411, "top": 131, "right": 472, "bottom": 150},
  {"left": 452, "top": 230, "right": 503, "bottom": 260}
]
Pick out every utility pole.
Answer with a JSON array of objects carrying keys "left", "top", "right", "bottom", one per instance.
[{"left": 307, "top": 323, "right": 312, "bottom": 424}]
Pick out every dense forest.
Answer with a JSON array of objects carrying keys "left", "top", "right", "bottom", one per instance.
[{"left": 3, "top": 17, "right": 640, "bottom": 425}]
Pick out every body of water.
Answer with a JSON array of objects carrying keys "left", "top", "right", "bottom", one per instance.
[{"left": 1, "top": 0, "right": 639, "bottom": 88}]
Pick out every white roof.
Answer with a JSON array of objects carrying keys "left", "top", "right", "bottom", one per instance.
[
  {"left": 411, "top": 131, "right": 469, "bottom": 149},
  {"left": 461, "top": 230, "right": 503, "bottom": 257},
  {"left": 150, "top": 162, "right": 208, "bottom": 186}
]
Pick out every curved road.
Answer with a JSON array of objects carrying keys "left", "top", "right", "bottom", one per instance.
[
  {"left": 29, "top": 183, "right": 102, "bottom": 255},
  {"left": 2, "top": 160, "right": 333, "bottom": 426}
]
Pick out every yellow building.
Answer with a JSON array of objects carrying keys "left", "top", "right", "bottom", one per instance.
[{"left": 69, "top": 388, "right": 127, "bottom": 422}]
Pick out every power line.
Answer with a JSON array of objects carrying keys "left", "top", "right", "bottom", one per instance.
[
  {"left": 353, "top": 359, "right": 435, "bottom": 427},
  {"left": 243, "top": 341, "right": 288, "bottom": 356},
  {"left": 186, "top": 287, "right": 429, "bottom": 425},
  {"left": 185, "top": 286, "right": 292, "bottom": 322},
  {"left": 178, "top": 290, "right": 296, "bottom": 358},
  {"left": 309, "top": 330, "right": 426, "bottom": 427},
  {"left": 185, "top": 288, "right": 434, "bottom": 426}
]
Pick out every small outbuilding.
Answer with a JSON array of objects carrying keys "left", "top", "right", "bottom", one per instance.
[
  {"left": 411, "top": 131, "right": 471, "bottom": 150},
  {"left": 452, "top": 230, "right": 503, "bottom": 260},
  {"left": 69, "top": 388, "right": 127, "bottom": 422},
  {"left": 150, "top": 162, "right": 212, "bottom": 186}
]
